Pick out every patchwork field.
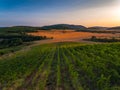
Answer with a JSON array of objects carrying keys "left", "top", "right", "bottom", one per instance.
[{"left": 0, "top": 42, "right": 120, "bottom": 90}]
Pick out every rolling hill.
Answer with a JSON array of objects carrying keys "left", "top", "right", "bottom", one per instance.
[
  {"left": 108, "top": 26, "right": 120, "bottom": 30},
  {"left": 41, "top": 24, "right": 86, "bottom": 30}
]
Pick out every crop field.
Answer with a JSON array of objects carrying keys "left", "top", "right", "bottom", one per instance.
[
  {"left": 0, "top": 42, "right": 120, "bottom": 90},
  {"left": 28, "top": 30, "right": 120, "bottom": 42}
]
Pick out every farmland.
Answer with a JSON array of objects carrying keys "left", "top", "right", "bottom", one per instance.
[
  {"left": 28, "top": 30, "right": 120, "bottom": 42},
  {"left": 1, "top": 0, "right": 120, "bottom": 89},
  {"left": 0, "top": 42, "right": 120, "bottom": 90}
]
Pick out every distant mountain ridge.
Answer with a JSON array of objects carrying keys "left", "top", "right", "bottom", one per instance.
[
  {"left": 1, "top": 24, "right": 120, "bottom": 31},
  {"left": 88, "top": 26, "right": 108, "bottom": 30},
  {"left": 108, "top": 26, "right": 120, "bottom": 30},
  {"left": 41, "top": 24, "right": 86, "bottom": 30},
  {"left": 88, "top": 26, "right": 120, "bottom": 30}
]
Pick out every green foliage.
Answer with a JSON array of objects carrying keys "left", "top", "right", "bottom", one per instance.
[
  {"left": 0, "top": 33, "right": 47, "bottom": 42},
  {"left": 0, "top": 44, "right": 26, "bottom": 56},
  {"left": 87, "top": 36, "right": 120, "bottom": 42},
  {"left": 0, "top": 38, "right": 23, "bottom": 48},
  {"left": 0, "top": 33, "right": 47, "bottom": 49},
  {"left": 0, "top": 42, "right": 120, "bottom": 90},
  {"left": 41, "top": 24, "right": 86, "bottom": 30},
  {"left": 0, "top": 26, "right": 40, "bottom": 33},
  {"left": 97, "top": 74, "right": 110, "bottom": 90}
]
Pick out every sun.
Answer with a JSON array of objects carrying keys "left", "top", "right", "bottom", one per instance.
[
  {"left": 115, "top": 0, "right": 120, "bottom": 19},
  {"left": 115, "top": 7, "right": 120, "bottom": 20},
  {"left": 111, "top": 2, "right": 120, "bottom": 21}
]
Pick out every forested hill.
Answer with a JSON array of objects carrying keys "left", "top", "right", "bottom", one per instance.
[
  {"left": 0, "top": 24, "right": 87, "bottom": 32},
  {"left": 1, "top": 25, "right": 120, "bottom": 32},
  {"left": 0, "top": 26, "right": 41, "bottom": 33},
  {"left": 40, "top": 24, "right": 87, "bottom": 30},
  {"left": 108, "top": 26, "right": 120, "bottom": 30}
]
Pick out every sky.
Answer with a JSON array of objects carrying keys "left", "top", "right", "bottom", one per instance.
[{"left": 0, "top": 0, "right": 120, "bottom": 27}]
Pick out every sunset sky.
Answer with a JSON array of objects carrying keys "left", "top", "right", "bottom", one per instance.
[{"left": 0, "top": 0, "right": 120, "bottom": 27}]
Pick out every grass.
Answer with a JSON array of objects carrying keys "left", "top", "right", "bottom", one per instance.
[
  {"left": 0, "top": 43, "right": 30, "bottom": 56},
  {"left": 0, "top": 42, "right": 120, "bottom": 90}
]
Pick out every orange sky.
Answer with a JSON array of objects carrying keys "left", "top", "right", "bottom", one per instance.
[
  {"left": 48, "top": 2, "right": 120, "bottom": 27},
  {"left": 1, "top": 0, "right": 120, "bottom": 27}
]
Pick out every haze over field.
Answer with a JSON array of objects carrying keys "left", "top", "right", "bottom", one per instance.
[{"left": 0, "top": 0, "right": 120, "bottom": 27}]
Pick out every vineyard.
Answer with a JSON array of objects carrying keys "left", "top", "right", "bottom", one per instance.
[{"left": 0, "top": 42, "right": 120, "bottom": 90}]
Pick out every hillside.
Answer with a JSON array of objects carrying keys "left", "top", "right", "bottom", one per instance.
[
  {"left": 41, "top": 24, "right": 86, "bottom": 30},
  {"left": 88, "top": 26, "right": 108, "bottom": 30},
  {"left": 0, "top": 26, "right": 40, "bottom": 33},
  {"left": 108, "top": 26, "right": 120, "bottom": 30},
  {"left": 0, "top": 24, "right": 87, "bottom": 32}
]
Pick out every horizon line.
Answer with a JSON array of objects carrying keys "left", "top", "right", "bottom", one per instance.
[{"left": 0, "top": 23, "right": 120, "bottom": 28}]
